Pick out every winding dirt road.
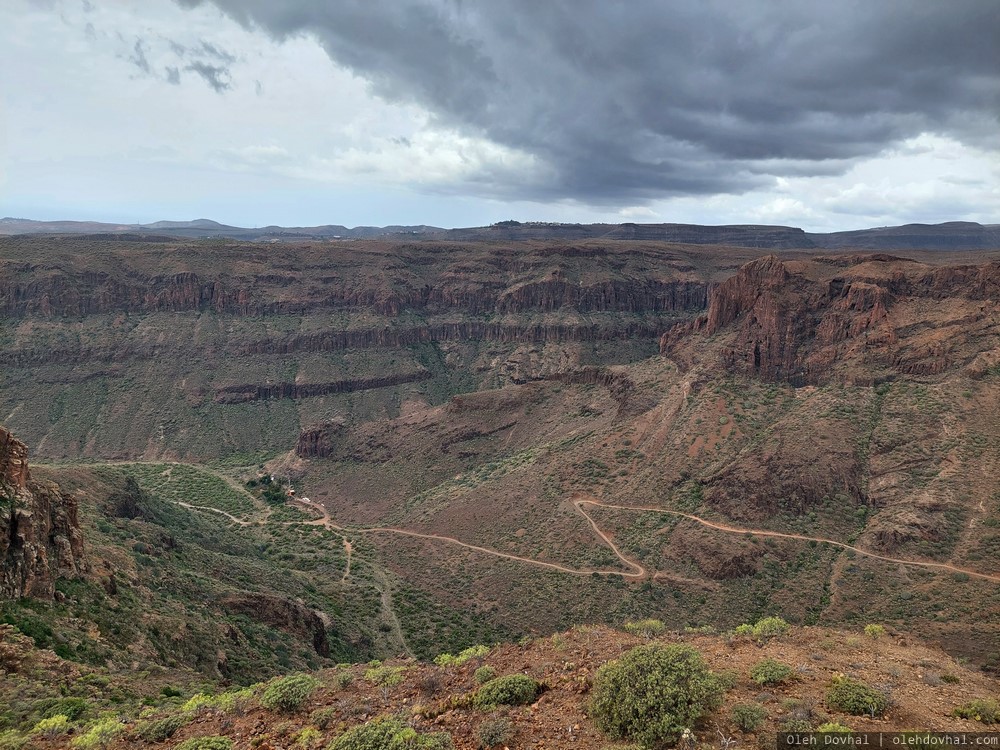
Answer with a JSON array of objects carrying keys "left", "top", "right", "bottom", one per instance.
[{"left": 287, "top": 496, "right": 1000, "bottom": 586}]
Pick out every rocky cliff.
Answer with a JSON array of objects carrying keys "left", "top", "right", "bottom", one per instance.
[
  {"left": 661, "top": 254, "right": 1000, "bottom": 385},
  {"left": 0, "top": 427, "right": 85, "bottom": 599}
]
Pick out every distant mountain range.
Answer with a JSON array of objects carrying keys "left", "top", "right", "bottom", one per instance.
[{"left": 2, "top": 216, "right": 998, "bottom": 250}]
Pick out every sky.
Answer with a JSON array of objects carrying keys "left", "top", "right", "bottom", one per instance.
[{"left": 1, "top": 0, "right": 998, "bottom": 231}]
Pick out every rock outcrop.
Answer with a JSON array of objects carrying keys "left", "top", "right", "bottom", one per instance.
[
  {"left": 219, "top": 593, "right": 330, "bottom": 657},
  {"left": 0, "top": 427, "right": 85, "bottom": 599},
  {"left": 661, "top": 255, "right": 1000, "bottom": 385}
]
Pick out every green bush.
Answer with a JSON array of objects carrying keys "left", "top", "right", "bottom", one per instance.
[
  {"left": 261, "top": 673, "right": 320, "bottom": 713},
  {"left": 817, "top": 723, "right": 853, "bottom": 732},
  {"left": 434, "top": 644, "right": 490, "bottom": 667},
  {"left": 590, "top": 644, "right": 725, "bottom": 748},
  {"left": 37, "top": 696, "right": 90, "bottom": 722},
  {"left": 71, "top": 717, "right": 124, "bottom": 749},
  {"left": 334, "top": 671, "right": 354, "bottom": 689},
  {"left": 750, "top": 658, "right": 794, "bottom": 686},
  {"left": 136, "top": 713, "right": 189, "bottom": 741},
  {"left": 826, "top": 676, "right": 889, "bottom": 717},
  {"left": 473, "top": 675, "right": 540, "bottom": 710},
  {"left": 864, "top": 624, "right": 886, "bottom": 639},
  {"left": 750, "top": 617, "right": 790, "bottom": 638},
  {"left": 953, "top": 699, "right": 1000, "bottom": 724},
  {"left": 732, "top": 703, "right": 767, "bottom": 731},
  {"left": 327, "top": 717, "right": 454, "bottom": 749},
  {"left": 32, "top": 715, "right": 70, "bottom": 739},
  {"left": 0, "top": 730, "right": 27, "bottom": 750},
  {"left": 623, "top": 619, "right": 666, "bottom": 639},
  {"left": 474, "top": 666, "right": 497, "bottom": 684},
  {"left": 175, "top": 737, "right": 234, "bottom": 750},
  {"left": 295, "top": 727, "right": 322, "bottom": 748},
  {"left": 477, "top": 716, "right": 513, "bottom": 748},
  {"left": 311, "top": 707, "right": 340, "bottom": 729}
]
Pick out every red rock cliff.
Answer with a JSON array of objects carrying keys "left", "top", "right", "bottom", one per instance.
[
  {"left": 661, "top": 255, "right": 1000, "bottom": 385},
  {"left": 0, "top": 426, "right": 85, "bottom": 599}
]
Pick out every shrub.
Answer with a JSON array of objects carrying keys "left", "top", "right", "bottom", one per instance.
[
  {"left": 826, "top": 676, "right": 889, "bottom": 717},
  {"left": 864, "top": 624, "right": 886, "bottom": 639},
  {"left": 32, "top": 715, "right": 70, "bottom": 739},
  {"left": 175, "top": 737, "right": 234, "bottom": 750},
  {"left": 953, "top": 699, "right": 1000, "bottom": 724},
  {"left": 0, "top": 731, "right": 27, "bottom": 750},
  {"left": 365, "top": 666, "right": 406, "bottom": 698},
  {"left": 590, "top": 644, "right": 725, "bottom": 748},
  {"left": 750, "top": 658, "right": 794, "bottom": 686},
  {"left": 327, "top": 717, "right": 454, "bottom": 749},
  {"left": 623, "top": 619, "right": 666, "bottom": 639},
  {"left": 473, "top": 675, "right": 540, "bottom": 710},
  {"left": 334, "top": 671, "right": 354, "bottom": 689},
  {"left": 477, "top": 716, "right": 513, "bottom": 748},
  {"left": 38, "top": 696, "right": 90, "bottom": 722},
  {"left": 751, "top": 617, "right": 790, "bottom": 638},
  {"left": 474, "top": 666, "right": 497, "bottom": 685},
  {"left": 137, "top": 713, "right": 189, "bottom": 741},
  {"left": 261, "top": 674, "right": 320, "bottom": 713},
  {"left": 434, "top": 644, "right": 490, "bottom": 667},
  {"left": 71, "top": 717, "right": 124, "bottom": 749},
  {"left": 940, "top": 674, "right": 961, "bottom": 685},
  {"left": 732, "top": 703, "right": 767, "bottom": 731},
  {"left": 311, "top": 706, "right": 339, "bottom": 729},
  {"left": 295, "top": 726, "right": 322, "bottom": 748},
  {"left": 781, "top": 719, "right": 813, "bottom": 733},
  {"left": 817, "top": 723, "right": 853, "bottom": 732}
]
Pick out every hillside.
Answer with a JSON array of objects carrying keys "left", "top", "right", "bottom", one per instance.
[
  {"left": 2, "top": 235, "right": 1000, "bottom": 748},
  {"left": 4, "top": 619, "right": 1000, "bottom": 749}
]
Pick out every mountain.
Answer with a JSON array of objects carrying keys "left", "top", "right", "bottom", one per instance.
[
  {"left": 3, "top": 216, "right": 999, "bottom": 249},
  {"left": 2, "top": 230, "right": 1000, "bottom": 748}
]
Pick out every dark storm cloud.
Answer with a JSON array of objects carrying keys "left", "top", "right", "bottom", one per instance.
[
  {"left": 174, "top": 0, "right": 1000, "bottom": 202},
  {"left": 185, "top": 60, "right": 232, "bottom": 92}
]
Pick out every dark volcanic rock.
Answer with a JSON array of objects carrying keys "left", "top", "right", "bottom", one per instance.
[{"left": 220, "top": 593, "right": 330, "bottom": 657}]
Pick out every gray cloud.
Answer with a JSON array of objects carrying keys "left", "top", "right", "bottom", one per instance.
[
  {"left": 175, "top": 1, "right": 1000, "bottom": 203},
  {"left": 128, "top": 38, "right": 151, "bottom": 75},
  {"left": 186, "top": 60, "right": 231, "bottom": 92},
  {"left": 165, "top": 65, "right": 180, "bottom": 85}
]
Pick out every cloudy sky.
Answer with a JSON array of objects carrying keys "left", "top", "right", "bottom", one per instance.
[{"left": 1, "top": 0, "right": 998, "bottom": 230}]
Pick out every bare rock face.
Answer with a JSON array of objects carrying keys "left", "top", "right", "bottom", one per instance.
[
  {"left": 661, "top": 255, "right": 1000, "bottom": 385},
  {"left": 0, "top": 427, "right": 85, "bottom": 599}
]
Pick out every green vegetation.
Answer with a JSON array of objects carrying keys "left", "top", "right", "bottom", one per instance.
[
  {"left": 750, "top": 658, "right": 794, "bottom": 686},
  {"left": 327, "top": 716, "right": 454, "bottom": 750},
  {"left": 71, "top": 717, "right": 124, "bottom": 749},
  {"left": 734, "top": 616, "right": 790, "bottom": 640},
  {"left": 817, "top": 723, "right": 853, "bottom": 732},
  {"left": 136, "top": 713, "right": 189, "bottom": 742},
  {"left": 826, "top": 676, "right": 890, "bottom": 717},
  {"left": 433, "top": 644, "right": 490, "bottom": 667},
  {"left": 953, "top": 699, "right": 999, "bottom": 724},
  {"left": 864, "top": 624, "right": 886, "bottom": 639},
  {"left": 175, "top": 737, "right": 234, "bottom": 750},
  {"left": 477, "top": 716, "right": 513, "bottom": 749},
  {"left": 31, "top": 715, "right": 69, "bottom": 739},
  {"left": 623, "top": 618, "right": 666, "bottom": 639},
  {"left": 590, "top": 644, "right": 725, "bottom": 748},
  {"left": 473, "top": 675, "right": 541, "bottom": 710},
  {"left": 260, "top": 674, "right": 320, "bottom": 713},
  {"left": 732, "top": 703, "right": 767, "bottom": 731},
  {"left": 474, "top": 666, "right": 496, "bottom": 684}
]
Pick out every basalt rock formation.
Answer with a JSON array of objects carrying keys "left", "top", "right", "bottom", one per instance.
[
  {"left": 661, "top": 254, "right": 1000, "bottom": 385},
  {"left": 0, "top": 426, "right": 85, "bottom": 599}
]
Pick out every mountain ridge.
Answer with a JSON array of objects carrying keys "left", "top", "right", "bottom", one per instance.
[{"left": 3, "top": 216, "right": 999, "bottom": 249}]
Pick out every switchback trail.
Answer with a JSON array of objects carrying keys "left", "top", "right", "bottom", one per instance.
[
  {"left": 139, "top": 467, "right": 999, "bottom": 586},
  {"left": 578, "top": 499, "right": 1000, "bottom": 585}
]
